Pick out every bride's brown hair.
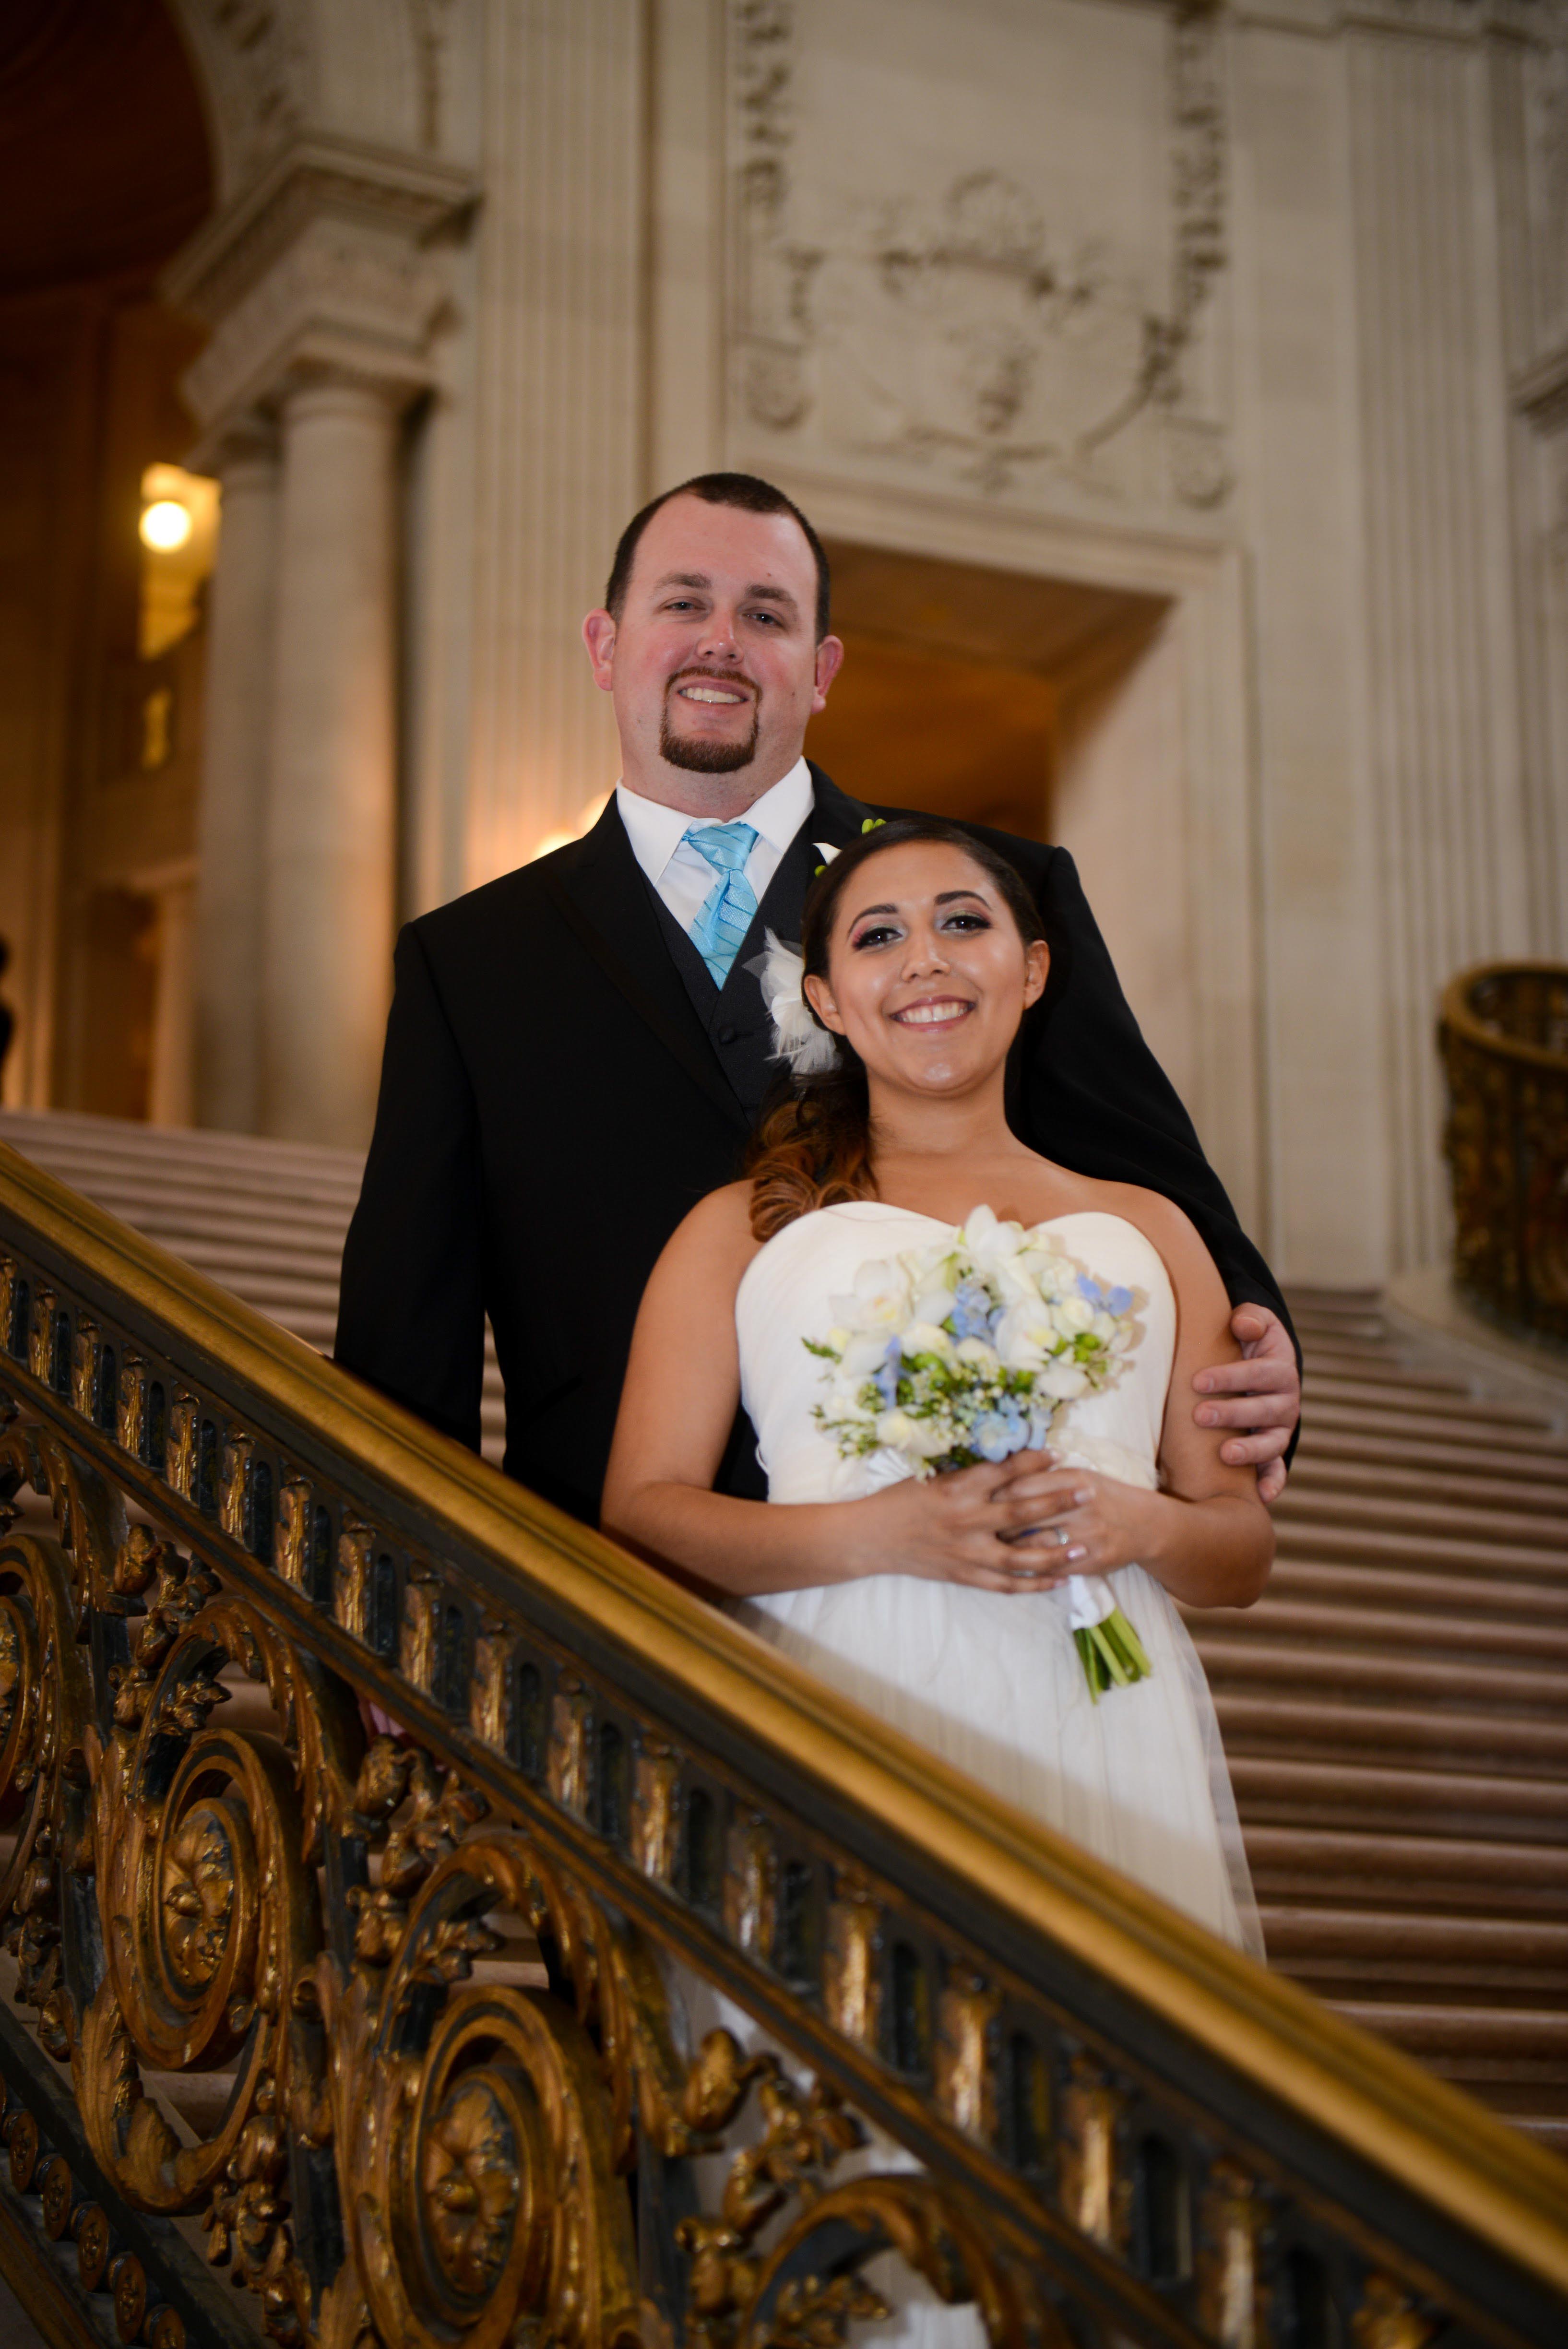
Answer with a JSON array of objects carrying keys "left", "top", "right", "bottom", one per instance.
[{"left": 745, "top": 817, "right": 1046, "bottom": 1240}]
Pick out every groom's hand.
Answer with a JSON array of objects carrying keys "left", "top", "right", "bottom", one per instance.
[{"left": 1193, "top": 1306, "right": 1300, "bottom": 1504}]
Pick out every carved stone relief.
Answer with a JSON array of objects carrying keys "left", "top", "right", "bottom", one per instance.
[{"left": 727, "top": 0, "right": 1231, "bottom": 509}]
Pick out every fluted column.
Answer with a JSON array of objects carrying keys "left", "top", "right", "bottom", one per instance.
[
  {"left": 193, "top": 431, "right": 279, "bottom": 1132},
  {"left": 1348, "top": 20, "right": 1532, "bottom": 1268},
  {"left": 259, "top": 377, "right": 400, "bottom": 1147},
  {"left": 460, "top": 0, "right": 644, "bottom": 882}
]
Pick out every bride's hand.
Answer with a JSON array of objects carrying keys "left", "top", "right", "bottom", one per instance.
[
  {"left": 988, "top": 1462, "right": 1160, "bottom": 1578},
  {"left": 847, "top": 1450, "right": 1094, "bottom": 1593}
]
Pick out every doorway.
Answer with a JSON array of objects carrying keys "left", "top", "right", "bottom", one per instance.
[{"left": 805, "top": 537, "right": 1189, "bottom": 1081}]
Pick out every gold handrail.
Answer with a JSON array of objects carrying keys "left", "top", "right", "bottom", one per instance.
[
  {"left": 1, "top": 1133, "right": 1565, "bottom": 2349},
  {"left": 1440, "top": 961, "right": 1568, "bottom": 1075},
  {"left": 1439, "top": 960, "right": 1568, "bottom": 1343}
]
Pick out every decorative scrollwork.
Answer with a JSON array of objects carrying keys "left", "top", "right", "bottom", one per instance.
[{"left": 0, "top": 1175, "right": 1546, "bottom": 2349}]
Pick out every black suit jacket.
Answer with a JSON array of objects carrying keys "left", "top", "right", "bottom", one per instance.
[{"left": 335, "top": 767, "right": 1295, "bottom": 1521}]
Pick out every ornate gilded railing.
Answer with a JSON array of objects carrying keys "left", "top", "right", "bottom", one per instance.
[
  {"left": 0, "top": 1142, "right": 1565, "bottom": 2349},
  {"left": 1440, "top": 961, "right": 1568, "bottom": 1344}
]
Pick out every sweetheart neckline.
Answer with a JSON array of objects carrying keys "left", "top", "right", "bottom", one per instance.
[{"left": 737, "top": 1199, "right": 1171, "bottom": 1311}]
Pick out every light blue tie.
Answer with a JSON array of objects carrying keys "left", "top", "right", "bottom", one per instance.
[{"left": 684, "top": 821, "right": 759, "bottom": 986}]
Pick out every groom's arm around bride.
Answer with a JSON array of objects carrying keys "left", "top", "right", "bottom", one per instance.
[{"left": 334, "top": 473, "right": 1300, "bottom": 1525}]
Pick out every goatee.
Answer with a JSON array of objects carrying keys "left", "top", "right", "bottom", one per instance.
[{"left": 660, "top": 702, "right": 760, "bottom": 774}]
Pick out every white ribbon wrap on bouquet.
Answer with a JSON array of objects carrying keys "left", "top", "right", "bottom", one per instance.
[
  {"left": 840, "top": 1428, "right": 1159, "bottom": 1631},
  {"left": 1051, "top": 1432, "right": 1160, "bottom": 1631}
]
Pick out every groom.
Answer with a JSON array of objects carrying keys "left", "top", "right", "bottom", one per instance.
[{"left": 335, "top": 473, "right": 1300, "bottom": 1526}]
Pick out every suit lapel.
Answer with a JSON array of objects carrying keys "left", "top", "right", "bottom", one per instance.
[
  {"left": 546, "top": 804, "right": 748, "bottom": 1133},
  {"left": 805, "top": 763, "right": 878, "bottom": 851}
]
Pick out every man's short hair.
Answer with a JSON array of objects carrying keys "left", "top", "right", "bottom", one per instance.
[{"left": 604, "top": 473, "right": 832, "bottom": 642}]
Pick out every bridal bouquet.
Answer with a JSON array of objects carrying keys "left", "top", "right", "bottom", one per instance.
[{"left": 807, "top": 1206, "right": 1154, "bottom": 1700}]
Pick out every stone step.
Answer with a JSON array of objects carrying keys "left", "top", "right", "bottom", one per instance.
[
  {"left": 1274, "top": 1483, "right": 1568, "bottom": 1552},
  {"left": 1302, "top": 1367, "right": 1559, "bottom": 1431},
  {"left": 1292, "top": 1418, "right": 1568, "bottom": 1483},
  {"left": 1299, "top": 1397, "right": 1568, "bottom": 1460},
  {"left": 1202, "top": 1596, "right": 1568, "bottom": 1665},
  {"left": 1226, "top": 1755, "right": 1568, "bottom": 1840},
  {"left": 1271, "top": 1518, "right": 1568, "bottom": 1583},
  {"left": 1196, "top": 1636, "right": 1568, "bottom": 1711},
  {"left": 1259, "top": 1558, "right": 1567, "bottom": 1622},
  {"left": 1216, "top": 1691, "right": 1568, "bottom": 1771},
  {"left": 1286, "top": 1454, "right": 1568, "bottom": 1520},
  {"left": 1259, "top": 1904, "right": 1568, "bottom": 1974},
  {"left": 1329, "top": 2000, "right": 1568, "bottom": 2071}
]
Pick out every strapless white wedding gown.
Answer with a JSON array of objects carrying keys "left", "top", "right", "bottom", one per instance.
[
  {"left": 665, "top": 1206, "right": 1260, "bottom": 2345},
  {"left": 732, "top": 1201, "right": 1262, "bottom": 1954}
]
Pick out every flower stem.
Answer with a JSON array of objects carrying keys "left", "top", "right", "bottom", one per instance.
[{"left": 1073, "top": 1607, "right": 1152, "bottom": 1701}]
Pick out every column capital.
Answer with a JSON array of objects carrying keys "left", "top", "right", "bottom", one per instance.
[
  {"left": 189, "top": 411, "right": 280, "bottom": 481},
  {"left": 164, "top": 131, "right": 478, "bottom": 444}
]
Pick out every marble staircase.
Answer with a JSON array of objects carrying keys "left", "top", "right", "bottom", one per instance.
[{"left": 3, "top": 1109, "right": 1564, "bottom": 2149}]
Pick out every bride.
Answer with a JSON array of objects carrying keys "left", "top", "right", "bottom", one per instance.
[{"left": 602, "top": 815, "right": 1272, "bottom": 1953}]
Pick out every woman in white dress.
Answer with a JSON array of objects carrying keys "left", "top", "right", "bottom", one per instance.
[{"left": 602, "top": 817, "right": 1272, "bottom": 1952}]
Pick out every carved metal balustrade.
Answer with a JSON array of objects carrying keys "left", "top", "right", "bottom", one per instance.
[
  {"left": 1441, "top": 962, "right": 1568, "bottom": 1346},
  {"left": 0, "top": 1139, "right": 1565, "bottom": 2349}
]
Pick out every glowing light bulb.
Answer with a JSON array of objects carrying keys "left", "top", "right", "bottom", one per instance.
[{"left": 140, "top": 499, "right": 192, "bottom": 552}]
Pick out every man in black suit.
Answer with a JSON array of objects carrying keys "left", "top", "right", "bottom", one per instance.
[{"left": 336, "top": 473, "right": 1299, "bottom": 1526}]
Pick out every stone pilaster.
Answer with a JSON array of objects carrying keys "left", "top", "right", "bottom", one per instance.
[
  {"left": 458, "top": 0, "right": 647, "bottom": 881},
  {"left": 1347, "top": 11, "right": 1533, "bottom": 1268},
  {"left": 192, "top": 428, "right": 279, "bottom": 1134}
]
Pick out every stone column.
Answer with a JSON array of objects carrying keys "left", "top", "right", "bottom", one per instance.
[
  {"left": 165, "top": 136, "right": 476, "bottom": 1142},
  {"left": 259, "top": 376, "right": 401, "bottom": 1148},
  {"left": 192, "top": 430, "right": 279, "bottom": 1132},
  {"left": 148, "top": 869, "right": 197, "bottom": 1128}
]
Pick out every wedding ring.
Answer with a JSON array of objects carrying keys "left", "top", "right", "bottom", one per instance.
[{"left": 1053, "top": 1526, "right": 1069, "bottom": 1547}]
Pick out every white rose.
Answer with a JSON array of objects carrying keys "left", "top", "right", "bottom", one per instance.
[
  {"left": 1036, "top": 1359, "right": 1090, "bottom": 1400},
  {"left": 901, "top": 1320, "right": 953, "bottom": 1358},
  {"left": 876, "top": 1409, "right": 915, "bottom": 1448},
  {"left": 1053, "top": 1296, "right": 1095, "bottom": 1336},
  {"left": 954, "top": 1337, "right": 999, "bottom": 1370}
]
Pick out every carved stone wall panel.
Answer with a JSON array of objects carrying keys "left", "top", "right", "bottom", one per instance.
[{"left": 725, "top": 0, "right": 1233, "bottom": 523}]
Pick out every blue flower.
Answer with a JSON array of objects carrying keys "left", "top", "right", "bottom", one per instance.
[
  {"left": 871, "top": 1338, "right": 902, "bottom": 1409},
  {"left": 949, "top": 1278, "right": 994, "bottom": 1342},
  {"left": 1076, "top": 1274, "right": 1133, "bottom": 1316},
  {"left": 973, "top": 1412, "right": 1019, "bottom": 1462}
]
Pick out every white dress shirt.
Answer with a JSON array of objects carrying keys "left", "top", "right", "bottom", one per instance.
[{"left": 615, "top": 758, "right": 815, "bottom": 935}]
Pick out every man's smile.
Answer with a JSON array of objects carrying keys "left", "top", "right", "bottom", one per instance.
[{"left": 672, "top": 673, "right": 753, "bottom": 708}]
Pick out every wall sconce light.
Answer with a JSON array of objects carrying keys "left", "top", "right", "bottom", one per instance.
[{"left": 140, "top": 499, "right": 193, "bottom": 552}]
